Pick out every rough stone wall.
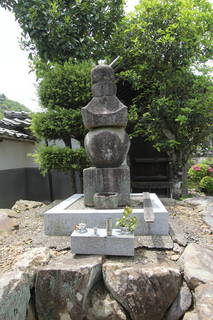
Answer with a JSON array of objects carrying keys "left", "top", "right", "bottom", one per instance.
[{"left": 1, "top": 243, "right": 213, "bottom": 320}]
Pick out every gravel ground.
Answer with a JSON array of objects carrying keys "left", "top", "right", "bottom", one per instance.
[{"left": 0, "top": 197, "right": 212, "bottom": 274}]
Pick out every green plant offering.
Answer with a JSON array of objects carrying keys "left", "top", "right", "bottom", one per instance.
[{"left": 116, "top": 207, "right": 137, "bottom": 233}]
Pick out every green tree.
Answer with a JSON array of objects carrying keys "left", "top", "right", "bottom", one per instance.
[
  {"left": 0, "top": 93, "right": 30, "bottom": 118},
  {"left": 2, "top": 0, "right": 124, "bottom": 63},
  {"left": 111, "top": 0, "right": 213, "bottom": 197},
  {"left": 0, "top": 0, "right": 124, "bottom": 192},
  {"left": 31, "top": 60, "right": 92, "bottom": 191}
]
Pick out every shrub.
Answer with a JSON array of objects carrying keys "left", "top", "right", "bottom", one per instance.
[
  {"left": 32, "top": 145, "right": 90, "bottom": 175},
  {"left": 188, "top": 163, "right": 212, "bottom": 182},
  {"left": 199, "top": 176, "right": 213, "bottom": 195}
]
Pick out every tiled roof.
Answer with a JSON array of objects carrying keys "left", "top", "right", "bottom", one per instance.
[{"left": 0, "top": 111, "right": 35, "bottom": 141}]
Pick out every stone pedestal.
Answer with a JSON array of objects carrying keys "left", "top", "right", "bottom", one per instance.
[
  {"left": 83, "top": 165, "right": 130, "bottom": 206},
  {"left": 71, "top": 228, "right": 134, "bottom": 256},
  {"left": 44, "top": 193, "right": 169, "bottom": 236}
]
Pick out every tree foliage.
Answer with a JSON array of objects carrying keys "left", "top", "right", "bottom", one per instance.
[
  {"left": 4, "top": 0, "right": 124, "bottom": 63},
  {"left": 31, "top": 108, "right": 86, "bottom": 145},
  {"left": 32, "top": 145, "right": 90, "bottom": 175},
  {"left": 38, "top": 60, "right": 92, "bottom": 110},
  {"left": 110, "top": 0, "right": 213, "bottom": 196},
  {"left": 31, "top": 60, "right": 92, "bottom": 179}
]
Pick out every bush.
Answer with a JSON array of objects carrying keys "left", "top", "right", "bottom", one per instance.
[
  {"left": 32, "top": 145, "right": 91, "bottom": 175},
  {"left": 199, "top": 176, "right": 213, "bottom": 195},
  {"left": 188, "top": 163, "right": 212, "bottom": 182}
]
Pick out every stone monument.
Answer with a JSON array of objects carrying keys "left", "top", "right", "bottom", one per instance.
[
  {"left": 81, "top": 64, "right": 130, "bottom": 208},
  {"left": 44, "top": 64, "right": 169, "bottom": 237}
]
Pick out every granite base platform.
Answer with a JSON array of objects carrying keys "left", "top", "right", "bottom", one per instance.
[{"left": 44, "top": 193, "right": 169, "bottom": 236}]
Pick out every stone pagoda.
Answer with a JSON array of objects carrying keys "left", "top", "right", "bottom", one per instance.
[{"left": 81, "top": 64, "right": 130, "bottom": 208}]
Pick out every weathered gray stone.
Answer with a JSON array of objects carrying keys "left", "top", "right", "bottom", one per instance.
[
  {"left": 194, "top": 283, "right": 213, "bottom": 320},
  {"left": 134, "top": 235, "right": 173, "bottom": 249},
  {"left": 0, "top": 271, "right": 30, "bottom": 320},
  {"left": 182, "top": 243, "right": 213, "bottom": 289},
  {"left": 91, "top": 64, "right": 115, "bottom": 83},
  {"left": 173, "top": 242, "right": 184, "bottom": 254},
  {"left": 35, "top": 254, "right": 102, "bottom": 320},
  {"left": 165, "top": 281, "right": 192, "bottom": 320},
  {"left": 0, "top": 209, "right": 19, "bottom": 218},
  {"left": 86, "top": 281, "right": 127, "bottom": 320},
  {"left": 183, "top": 311, "right": 199, "bottom": 320},
  {"left": 12, "top": 200, "right": 44, "bottom": 213},
  {"left": 71, "top": 228, "right": 134, "bottom": 256},
  {"left": 25, "top": 301, "right": 37, "bottom": 320},
  {"left": 0, "top": 213, "right": 18, "bottom": 232},
  {"left": 83, "top": 166, "right": 130, "bottom": 207},
  {"left": 13, "top": 247, "right": 53, "bottom": 286},
  {"left": 82, "top": 97, "right": 128, "bottom": 129},
  {"left": 92, "top": 81, "right": 117, "bottom": 97},
  {"left": 85, "top": 128, "right": 130, "bottom": 168},
  {"left": 93, "top": 192, "right": 119, "bottom": 209},
  {"left": 182, "top": 196, "right": 212, "bottom": 207},
  {"left": 169, "top": 219, "right": 188, "bottom": 246},
  {"left": 103, "top": 259, "right": 182, "bottom": 320}
]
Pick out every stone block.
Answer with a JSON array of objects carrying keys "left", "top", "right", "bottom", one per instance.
[
  {"left": 81, "top": 96, "right": 128, "bottom": 129},
  {"left": 35, "top": 254, "right": 102, "bottom": 320},
  {"left": 71, "top": 228, "right": 134, "bottom": 256},
  {"left": 92, "top": 81, "right": 117, "bottom": 97},
  {"left": 93, "top": 192, "right": 119, "bottom": 209},
  {"left": 84, "top": 128, "right": 130, "bottom": 168},
  {"left": 0, "top": 271, "right": 30, "bottom": 320},
  {"left": 181, "top": 243, "right": 213, "bottom": 289},
  {"left": 103, "top": 258, "right": 182, "bottom": 320},
  {"left": 91, "top": 64, "right": 115, "bottom": 83},
  {"left": 83, "top": 166, "right": 130, "bottom": 207}
]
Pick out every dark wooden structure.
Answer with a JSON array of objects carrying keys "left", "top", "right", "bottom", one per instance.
[{"left": 129, "top": 137, "right": 172, "bottom": 197}]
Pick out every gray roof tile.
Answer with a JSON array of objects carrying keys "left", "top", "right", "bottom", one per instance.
[{"left": 0, "top": 111, "right": 34, "bottom": 141}]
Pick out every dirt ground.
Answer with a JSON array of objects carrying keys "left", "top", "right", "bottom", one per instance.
[{"left": 0, "top": 198, "right": 212, "bottom": 274}]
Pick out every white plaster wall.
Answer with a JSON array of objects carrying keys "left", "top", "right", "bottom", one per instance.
[
  {"left": 0, "top": 138, "right": 80, "bottom": 170},
  {"left": 0, "top": 139, "right": 38, "bottom": 170}
]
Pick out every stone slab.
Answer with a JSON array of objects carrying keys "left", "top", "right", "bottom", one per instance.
[
  {"left": 83, "top": 166, "right": 130, "bottom": 206},
  {"left": 71, "top": 228, "right": 134, "bottom": 256},
  {"left": 44, "top": 193, "right": 169, "bottom": 236}
]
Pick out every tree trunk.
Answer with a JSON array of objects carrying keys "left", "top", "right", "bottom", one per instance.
[{"left": 169, "top": 151, "right": 189, "bottom": 199}]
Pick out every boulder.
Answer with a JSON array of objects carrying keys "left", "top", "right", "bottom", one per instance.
[
  {"left": 12, "top": 200, "right": 44, "bottom": 213},
  {"left": 183, "top": 311, "right": 199, "bottom": 320},
  {"left": 0, "top": 271, "right": 30, "bottom": 320},
  {"left": 194, "top": 283, "right": 213, "bottom": 320},
  {"left": 182, "top": 196, "right": 212, "bottom": 207},
  {"left": 26, "top": 301, "right": 37, "bottom": 320},
  {"left": 86, "top": 281, "right": 127, "bottom": 320},
  {"left": 0, "top": 213, "right": 18, "bottom": 232},
  {"left": 13, "top": 247, "right": 54, "bottom": 286},
  {"left": 35, "top": 254, "right": 102, "bottom": 320},
  {"left": 165, "top": 281, "right": 192, "bottom": 320},
  {"left": 0, "top": 209, "right": 19, "bottom": 218},
  {"left": 181, "top": 243, "right": 213, "bottom": 289},
  {"left": 103, "top": 259, "right": 182, "bottom": 320}
]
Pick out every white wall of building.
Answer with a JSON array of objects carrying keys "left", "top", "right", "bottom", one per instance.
[{"left": 0, "top": 139, "right": 38, "bottom": 170}]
